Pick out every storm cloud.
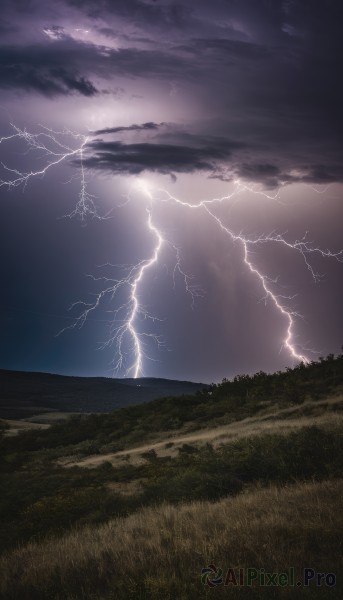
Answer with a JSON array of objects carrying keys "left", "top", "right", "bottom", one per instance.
[
  {"left": 92, "top": 122, "right": 165, "bottom": 136},
  {"left": 0, "top": 40, "right": 100, "bottom": 96},
  {"left": 0, "top": 0, "right": 341, "bottom": 185},
  {"left": 81, "top": 135, "right": 242, "bottom": 176},
  {"left": 0, "top": 0, "right": 342, "bottom": 381}
]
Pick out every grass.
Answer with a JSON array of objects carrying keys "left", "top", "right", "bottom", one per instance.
[
  {"left": 1, "top": 424, "right": 342, "bottom": 554},
  {"left": 2, "top": 419, "right": 50, "bottom": 437},
  {"left": 1, "top": 479, "right": 342, "bottom": 599},
  {"left": 1, "top": 353, "right": 342, "bottom": 597},
  {"left": 63, "top": 393, "right": 343, "bottom": 468},
  {"left": 3, "top": 353, "right": 342, "bottom": 459}
]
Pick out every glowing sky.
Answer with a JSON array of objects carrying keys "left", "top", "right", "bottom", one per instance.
[{"left": 0, "top": 0, "right": 342, "bottom": 382}]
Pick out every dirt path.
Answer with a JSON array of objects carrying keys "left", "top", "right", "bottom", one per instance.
[{"left": 61, "top": 395, "right": 343, "bottom": 468}]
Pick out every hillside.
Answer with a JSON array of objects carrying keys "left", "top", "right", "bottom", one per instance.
[
  {"left": 3, "top": 351, "right": 341, "bottom": 454},
  {"left": 0, "top": 352, "right": 342, "bottom": 598},
  {"left": 0, "top": 369, "right": 206, "bottom": 419},
  {"left": 1, "top": 479, "right": 342, "bottom": 600}
]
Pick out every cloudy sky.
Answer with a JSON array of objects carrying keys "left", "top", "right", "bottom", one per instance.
[{"left": 0, "top": 0, "right": 342, "bottom": 382}]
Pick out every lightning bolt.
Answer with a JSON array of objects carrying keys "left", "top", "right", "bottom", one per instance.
[
  {"left": 111, "top": 208, "right": 165, "bottom": 377},
  {"left": 143, "top": 185, "right": 343, "bottom": 365},
  {"left": 204, "top": 205, "right": 309, "bottom": 363},
  {"left": 0, "top": 123, "right": 98, "bottom": 220},
  {"left": 58, "top": 202, "right": 202, "bottom": 377},
  {"left": 1, "top": 123, "right": 343, "bottom": 377}
]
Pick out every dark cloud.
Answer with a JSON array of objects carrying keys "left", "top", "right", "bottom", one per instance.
[
  {"left": 0, "top": 42, "right": 99, "bottom": 96},
  {"left": 67, "top": 0, "right": 192, "bottom": 29},
  {"left": 233, "top": 163, "right": 343, "bottom": 188},
  {"left": 81, "top": 136, "right": 241, "bottom": 176},
  {"left": 92, "top": 122, "right": 165, "bottom": 136},
  {"left": 0, "top": 0, "right": 342, "bottom": 182},
  {"left": 0, "top": 20, "right": 17, "bottom": 35},
  {"left": 0, "top": 65, "right": 98, "bottom": 97},
  {"left": 181, "top": 38, "right": 272, "bottom": 61},
  {"left": 1, "top": 0, "right": 36, "bottom": 13},
  {"left": 0, "top": 35, "right": 190, "bottom": 97},
  {"left": 225, "top": 163, "right": 282, "bottom": 189},
  {"left": 79, "top": 122, "right": 343, "bottom": 187}
]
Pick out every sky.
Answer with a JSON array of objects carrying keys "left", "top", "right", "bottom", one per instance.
[{"left": 0, "top": 0, "right": 342, "bottom": 383}]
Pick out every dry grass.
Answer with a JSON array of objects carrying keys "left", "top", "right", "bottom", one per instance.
[
  {"left": 3, "top": 419, "right": 50, "bottom": 437},
  {"left": 3, "top": 412, "right": 90, "bottom": 436},
  {"left": 62, "top": 394, "right": 343, "bottom": 468},
  {"left": 25, "top": 412, "right": 86, "bottom": 424},
  {"left": 1, "top": 479, "right": 342, "bottom": 599}
]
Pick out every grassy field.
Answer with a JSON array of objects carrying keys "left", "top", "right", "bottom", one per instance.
[
  {"left": 61, "top": 393, "right": 343, "bottom": 468},
  {"left": 2, "top": 418, "right": 50, "bottom": 437},
  {"left": 1, "top": 479, "right": 342, "bottom": 599},
  {"left": 0, "top": 353, "right": 342, "bottom": 598}
]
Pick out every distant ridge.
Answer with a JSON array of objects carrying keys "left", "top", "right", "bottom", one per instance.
[{"left": 0, "top": 369, "right": 207, "bottom": 419}]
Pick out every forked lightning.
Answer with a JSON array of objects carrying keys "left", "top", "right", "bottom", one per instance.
[{"left": 1, "top": 124, "right": 342, "bottom": 376}]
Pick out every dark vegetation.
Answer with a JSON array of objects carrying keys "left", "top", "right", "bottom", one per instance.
[
  {"left": 0, "top": 352, "right": 342, "bottom": 555},
  {"left": 1, "top": 427, "right": 342, "bottom": 554},
  {"left": 3, "top": 351, "right": 342, "bottom": 455},
  {"left": 2, "top": 480, "right": 342, "bottom": 600}
]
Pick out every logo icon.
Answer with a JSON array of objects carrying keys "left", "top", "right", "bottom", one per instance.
[{"left": 201, "top": 564, "right": 224, "bottom": 587}]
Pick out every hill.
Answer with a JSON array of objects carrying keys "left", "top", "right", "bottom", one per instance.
[
  {"left": 0, "top": 369, "right": 206, "bottom": 419},
  {"left": 1, "top": 479, "right": 342, "bottom": 600},
  {"left": 0, "top": 352, "right": 342, "bottom": 598}
]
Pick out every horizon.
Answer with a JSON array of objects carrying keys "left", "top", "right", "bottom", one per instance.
[
  {"left": 0, "top": 365, "right": 206, "bottom": 385},
  {"left": 2, "top": 350, "right": 339, "bottom": 387}
]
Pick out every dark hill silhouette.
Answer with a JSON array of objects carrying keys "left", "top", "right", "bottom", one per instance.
[{"left": 0, "top": 369, "right": 207, "bottom": 419}]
